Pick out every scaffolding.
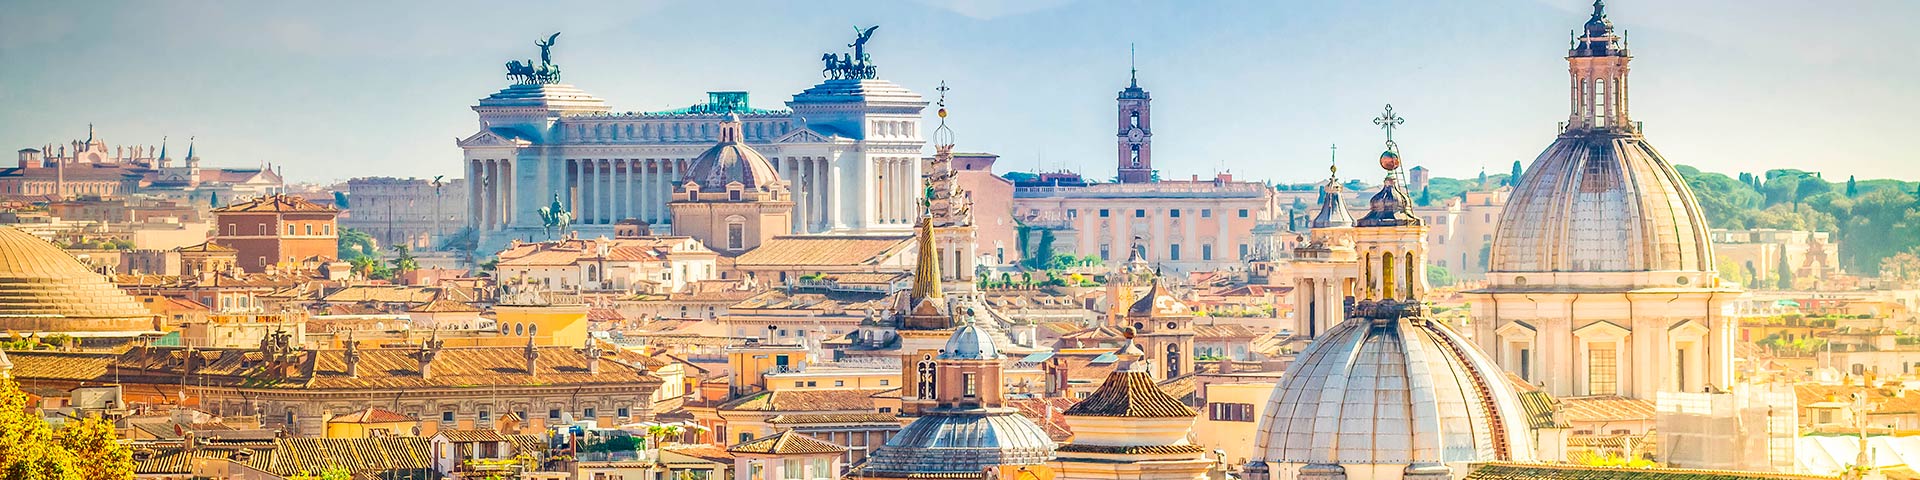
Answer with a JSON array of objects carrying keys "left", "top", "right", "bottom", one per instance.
[{"left": 1656, "top": 385, "right": 1797, "bottom": 472}]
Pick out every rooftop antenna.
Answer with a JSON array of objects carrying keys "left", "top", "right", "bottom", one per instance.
[{"left": 1129, "top": 43, "right": 1138, "bottom": 87}]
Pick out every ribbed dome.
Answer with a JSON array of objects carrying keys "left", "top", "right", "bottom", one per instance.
[
  {"left": 856, "top": 411, "right": 1056, "bottom": 477},
  {"left": 685, "top": 114, "right": 781, "bottom": 191},
  {"left": 0, "top": 226, "right": 157, "bottom": 331},
  {"left": 1254, "top": 316, "right": 1532, "bottom": 470},
  {"left": 1488, "top": 133, "right": 1713, "bottom": 277}
]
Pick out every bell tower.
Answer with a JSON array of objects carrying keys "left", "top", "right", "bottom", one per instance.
[{"left": 1116, "top": 46, "right": 1153, "bottom": 184}]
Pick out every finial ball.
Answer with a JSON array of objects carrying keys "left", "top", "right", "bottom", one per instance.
[{"left": 1379, "top": 150, "right": 1401, "bottom": 171}]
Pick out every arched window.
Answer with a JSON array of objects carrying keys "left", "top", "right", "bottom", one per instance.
[
  {"left": 1361, "top": 255, "right": 1374, "bottom": 299},
  {"left": 916, "top": 358, "right": 937, "bottom": 399},
  {"left": 285, "top": 407, "right": 297, "bottom": 427},
  {"left": 1129, "top": 145, "right": 1141, "bottom": 167},
  {"left": 1130, "top": 111, "right": 1140, "bottom": 128},
  {"left": 1166, "top": 344, "right": 1182, "bottom": 377},
  {"left": 1381, "top": 252, "right": 1397, "bottom": 300},
  {"left": 587, "top": 265, "right": 599, "bottom": 282},
  {"left": 1404, "top": 252, "right": 1417, "bottom": 300}
]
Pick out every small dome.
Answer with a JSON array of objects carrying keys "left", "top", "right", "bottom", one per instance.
[
  {"left": 1354, "top": 179, "right": 1421, "bottom": 228},
  {"left": 938, "top": 322, "right": 1000, "bottom": 360},
  {"left": 1310, "top": 179, "right": 1353, "bottom": 229},
  {"left": 855, "top": 411, "right": 1056, "bottom": 477},
  {"left": 0, "top": 226, "right": 157, "bottom": 331},
  {"left": 1254, "top": 316, "right": 1533, "bottom": 469},
  {"left": 685, "top": 114, "right": 781, "bottom": 191}
]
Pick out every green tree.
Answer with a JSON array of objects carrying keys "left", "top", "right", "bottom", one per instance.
[
  {"left": 0, "top": 377, "right": 134, "bottom": 480},
  {"left": 389, "top": 245, "right": 420, "bottom": 282},
  {"left": 207, "top": 191, "right": 220, "bottom": 209},
  {"left": 337, "top": 228, "right": 379, "bottom": 261},
  {"left": 1775, "top": 252, "right": 1794, "bottom": 290},
  {"left": 288, "top": 466, "right": 352, "bottom": 480},
  {"left": 1426, "top": 264, "right": 1456, "bottom": 287},
  {"left": 1508, "top": 160, "right": 1524, "bottom": 186},
  {"left": 1022, "top": 229, "right": 1056, "bottom": 270},
  {"left": 1846, "top": 175, "right": 1859, "bottom": 197},
  {"left": 1417, "top": 187, "right": 1432, "bottom": 207}
]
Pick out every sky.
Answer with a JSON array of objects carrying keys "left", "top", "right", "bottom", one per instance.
[{"left": 1, "top": 0, "right": 1914, "bottom": 185}]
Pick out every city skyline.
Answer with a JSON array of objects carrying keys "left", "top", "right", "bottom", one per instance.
[{"left": 2, "top": 0, "right": 1913, "bottom": 183}]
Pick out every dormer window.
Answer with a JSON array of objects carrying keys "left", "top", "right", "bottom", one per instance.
[{"left": 729, "top": 189, "right": 741, "bottom": 201}]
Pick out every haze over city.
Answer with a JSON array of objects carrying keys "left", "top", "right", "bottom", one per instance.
[{"left": 3, "top": 0, "right": 1913, "bottom": 182}]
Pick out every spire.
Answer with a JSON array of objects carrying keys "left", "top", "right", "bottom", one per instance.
[
  {"left": 1585, "top": 0, "right": 1613, "bottom": 37},
  {"left": 1311, "top": 144, "right": 1354, "bottom": 229},
  {"left": 85, "top": 123, "right": 94, "bottom": 144},
  {"left": 933, "top": 81, "right": 955, "bottom": 148},
  {"left": 157, "top": 137, "right": 169, "bottom": 160},
  {"left": 910, "top": 214, "right": 943, "bottom": 303},
  {"left": 1129, "top": 43, "right": 1138, "bottom": 88},
  {"left": 1357, "top": 105, "right": 1421, "bottom": 228},
  {"left": 185, "top": 136, "right": 196, "bottom": 159}
]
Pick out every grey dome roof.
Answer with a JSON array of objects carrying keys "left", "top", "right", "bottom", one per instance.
[
  {"left": 937, "top": 322, "right": 1000, "bottom": 360},
  {"left": 1254, "top": 316, "right": 1533, "bottom": 467},
  {"left": 856, "top": 411, "right": 1056, "bottom": 477},
  {"left": 1310, "top": 180, "right": 1353, "bottom": 229},
  {"left": 685, "top": 115, "right": 781, "bottom": 191},
  {"left": 1489, "top": 133, "right": 1713, "bottom": 276}
]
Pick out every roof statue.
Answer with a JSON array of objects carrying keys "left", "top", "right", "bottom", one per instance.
[
  {"left": 821, "top": 25, "right": 879, "bottom": 80},
  {"left": 506, "top": 32, "right": 563, "bottom": 85},
  {"left": 537, "top": 193, "right": 573, "bottom": 240}
]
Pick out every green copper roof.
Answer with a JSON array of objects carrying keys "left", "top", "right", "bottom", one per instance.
[{"left": 646, "top": 91, "right": 785, "bottom": 116}]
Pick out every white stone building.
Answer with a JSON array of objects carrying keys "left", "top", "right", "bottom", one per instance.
[{"left": 459, "top": 32, "right": 926, "bottom": 254}]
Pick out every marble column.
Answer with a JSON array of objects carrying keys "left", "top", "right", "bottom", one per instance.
[
  {"left": 467, "top": 160, "right": 481, "bottom": 231},
  {"left": 501, "top": 159, "right": 513, "bottom": 228}
]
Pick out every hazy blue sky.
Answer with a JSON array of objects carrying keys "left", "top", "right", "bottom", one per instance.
[{"left": 2, "top": 0, "right": 1913, "bottom": 184}]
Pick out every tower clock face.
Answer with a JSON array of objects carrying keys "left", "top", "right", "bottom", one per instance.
[{"left": 1126, "top": 128, "right": 1146, "bottom": 143}]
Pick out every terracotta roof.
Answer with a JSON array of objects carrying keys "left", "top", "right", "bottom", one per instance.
[
  {"left": 1064, "top": 368, "right": 1195, "bottom": 418},
  {"left": 437, "top": 429, "right": 507, "bottom": 442},
  {"left": 3, "top": 351, "right": 118, "bottom": 381},
  {"left": 135, "top": 437, "right": 439, "bottom": 477},
  {"left": 99, "top": 345, "right": 661, "bottom": 391},
  {"left": 1054, "top": 444, "right": 1205, "bottom": 455},
  {"left": 1559, "top": 395, "right": 1657, "bottom": 423},
  {"left": 1126, "top": 280, "right": 1191, "bottom": 317},
  {"left": 407, "top": 299, "right": 479, "bottom": 313},
  {"left": 1192, "top": 323, "right": 1255, "bottom": 339},
  {"left": 766, "top": 412, "right": 902, "bottom": 425},
  {"left": 664, "top": 444, "right": 737, "bottom": 463},
  {"left": 329, "top": 407, "right": 414, "bottom": 424},
  {"left": 1005, "top": 397, "right": 1078, "bottom": 441},
  {"left": 1796, "top": 384, "right": 1920, "bottom": 415},
  {"left": 718, "top": 388, "right": 893, "bottom": 412},
  {"left": 1518, "top": 391, "right": 1569, "bottom": 429},
  {"left": 211, "top": 194, "right": 337, "bottom": 213},
  {"left": 728, "top": 430, "right": 846, "bottom": 455},
  {"left": 733, "top": 235, "right": 913, "bottom": 267},
  {"left": 323, "top": 286, "right": 444, "bottom": 304},
  {"left": 1464, "top": 462, "right": 1837, "bottom": 480},
  {"left": 177, "top": 241, "right": 237, "bottom": 253}
]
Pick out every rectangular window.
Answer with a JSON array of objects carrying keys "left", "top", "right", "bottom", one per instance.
[
  {"left": 1208, "top": 403, "right": 1256, "bottom": 422},
  {"left": 583, "top": 407, "right": 596, "bottom": 418},
  {"left": 1066, "top": 209, "right": 1077, "bottom": 219},
  {"left": 879, "top": 379, "right": 890, "bottom": 386},
  {"left": 1239, "top": 244, "right": 1249, "bottom": 257},
  {"left": 1170, "top": 244, "right": 1181, "bottom": 261},
  {"left": 617, "top": 407, "right": 630, "bottom": 418},
  {"left": 1238, "top": 209, "right": 1249, "bottom": 218},
  {"left": 1202, "top": 244, "right": 1213, "bottom": 261},
  {"left": 806, "top": 381, "right": 817, "bottom": 387},
  {"left": 442, "top": 411, "right": 454, "bottom": 422},
  {"left": 1099, "top": 209, "right": 1110, "bottom": 218},
  {"left": 727, "top": 223, "right": 745, "bottom": 250},
  {"left": 1588, "top": 345, "right": 1618, "bottom": 396},
  {"left": 834, "top": 380, "right": 845, "bottom": 387},
  {"left": 258, "top": 223, "right": 268, "bottom": 235},
  {"left": 1134, "top": 209, "right": 1146, "bottom": 218},
  {"left": 1519, "top": 348, "right": 1532, "bottom": 381},
  {"left": 286, "top": 224, "right": 295, "bottom": 235},
  {"left": 478, "top": 410, "right": 491, "bottom": 421},
  {"left": 1170, "top": 209, "right": 1181, "bottom": 218},
  {"left": 1201, "top": 209, "right": 1212, "bottom": 218},
  {"left": 548, "top": 409, "right": 561, "bottom": 420},
  {"left": 1100, "top": 244, "right": 1111, "bottom": 261},
  {"left": 795, "top": 381, "right": 805, "bottom": 388},
  {"left": 964, "top": 373, "right": 978, "bottom": 397},
  {"left": 784, "top": 459, "right": 803, "bottom": 479}
]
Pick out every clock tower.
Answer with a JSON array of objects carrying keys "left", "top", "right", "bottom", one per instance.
[{"left": 1116, "top": 53, "right": 1153, "bottom": 184}]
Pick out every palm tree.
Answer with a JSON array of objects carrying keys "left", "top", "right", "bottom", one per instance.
[
  {"left": 349, "top": 256, "right": 379, "bottom": 280},
  {"left": 390, "top": 245, "right": 420, "bottom": 283}
]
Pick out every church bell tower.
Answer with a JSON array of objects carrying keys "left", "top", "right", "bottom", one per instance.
[{"left": 1116, "top": 48, "right": 1153, "bottom": 184}]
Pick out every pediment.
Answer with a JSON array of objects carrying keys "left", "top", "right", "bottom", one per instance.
[
  {"left": 1668, "top": 319, "right": 1709, "bottom": 338},
  {"left": 1495, "top": 320, "right": 1537, "bottom": 340},
  {"left": 458, "top": 128, "right": 531, "bottom": 148},
  {"left": 1573, "top": 320, "right": 1631, "bottom": 340},
  {"left": 774, "top": 128, "right": 828, "bottom": 144}
]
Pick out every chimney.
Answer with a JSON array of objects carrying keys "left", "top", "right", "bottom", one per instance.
[
  {"left": 343, "top": 333, "right": 361, "bottom": 378},
  {"left": 416, "top": 336, "right": 442, "bottom": 379},
  {"left": 523, "top": 335, "right": 539, "bottom": 376},
  {"left": 584, "top": 338, "right": 604, "bottom": 375}
]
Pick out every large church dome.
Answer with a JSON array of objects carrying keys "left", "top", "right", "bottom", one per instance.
[
  {"left": 1253, "top": 316, "right": 1533, "bottom": 478},
  {"left": 1486, "top": 0, "right": 1714, "bottom": 287},
  {"left": 0, "top": 226, "right": 157, "bottom": 332},
  {"left": 1488, "top": 135, "right": 1713, "bottom": 276}
]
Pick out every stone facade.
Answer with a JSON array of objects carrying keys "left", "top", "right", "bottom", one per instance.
[{"left": 342, "top": 176, "right": 468, "bottom": 251}]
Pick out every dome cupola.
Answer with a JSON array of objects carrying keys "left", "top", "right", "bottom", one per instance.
[{"left": 684, "top": 114, "right": 782, "bottom": 192}]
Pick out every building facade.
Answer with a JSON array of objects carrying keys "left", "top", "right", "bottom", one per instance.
[
  {"left": 210, "top": 194, "right": 341, "bottom": 272},
  {"left": 460, "top": 32, "right": 926, "bottom": 254},
  {"left": 342, "top": 176, "right": 468, "bottom": 251}
]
